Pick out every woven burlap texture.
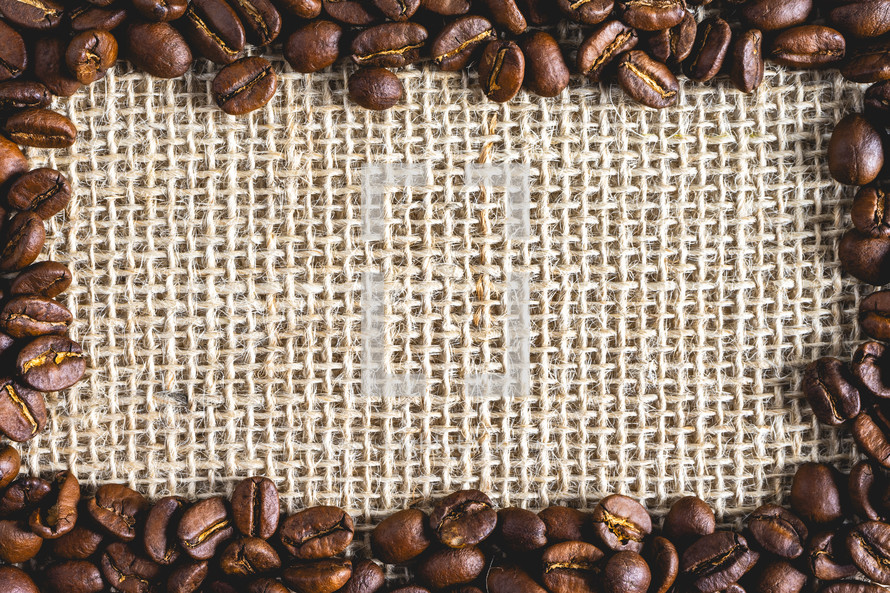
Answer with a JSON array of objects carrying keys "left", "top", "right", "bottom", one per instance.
[{"left": 17, "top": 56, "right": 864, "bottom": 524}]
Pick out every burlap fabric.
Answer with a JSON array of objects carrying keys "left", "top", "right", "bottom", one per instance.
[{"left": 15, "top": 55, "right": 865, "bottom": 527}]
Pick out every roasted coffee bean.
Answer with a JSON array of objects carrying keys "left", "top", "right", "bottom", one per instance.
[
  {"left": 602, "top": 551, "right": 651, "bottom": 593},
  {"left": 801, "top": 357, "right": 861, "bottom": 426},
  {"left": 178, "top": 496, "right": 234, "bottom": 560},
  {"left": 231, "top": 476, "right": 279, "bottom": 539},
  {"left": 742, "top": 0, "right": 811, "bottom": 31},
  {"left": 282, "top": 558, "right": 352, "bottom": 593},
  {"left": 664, "top": 496, "right": 716, "bottom": 547},
  {"left": 730, "top": 29, "right": 764, "bottom": 93},
  {"left": 284, "top": 20, "right": 343, "bottom": 73},
  {"left": 0, "top": 81, "right": 51, "bottom": 112},
  {"left": 0, "top": 519, "right": 43, "bottom": 562},
  {"left": 808, "top": 529, "right": 858, "bottom": 580},
  {"left": 840, "top": 231, "right": 890, "bottom": 285},
  {"left": 430, "top": 489, "right": 497, "bottom": 549},
  {"left": 617, "top": 50, "right": 679, "bottom": 109},
  {"left": 431, "top": 16, "right": 496, "bottom": 72},
  {"left": 521, "top": 0, "right": 556, "bottom": 23},
  {"left": 556, "top": 0, "right": 613, "bottom": 25},
  {"left": 484, "top": 0, "right": 527, "bottom": 34},
  {"left": 617, "top": 0, "right": 686, "bottom": 31},
  {"left": 867, "top": 80, "right": 890, "bottom": 125},
  {"left": 11, "top": 262, "right": 72, "bottom": 300},
  {"left": 591, "top": 494, "right": 652, "bottom": 553},
  {"left": 0, "top": 296, "right": 72, "bottom": 338},
  {"left": 88, "top": 483, "right": 150, "bottom": 541},
  {"left": 17, "top": 335, "right": 86, "bottom": 392},
  {"left": 771, "top": 26, "right": 846, "bottom": 69},
  {"left": 851, "top": 460, "right": 888, "bottom": 520},
  {"left": 685, "top": 17, "right": 731, "bottom": 82},
  {"left": 848, "top": 521, "right": 890, "bottom": 584},
  {"left": 126, "top": 21, "right": 193, "bottom": 78},
  {"left": 100, "top": 542, "right": 162, "bottom": 593},
  {"left": 538, "top": 506, "right": 589, "bottom": 543},
  {"left": 855, "top": 402, "right": 890, "bottom": 467},
  {"left": 0, "top": 0, "right": 64, "bottom": 30},
  {"left": 51, "top": 523, "right": 105, "bottom": 560},
  {"left": 348, "top": 67, "right": 402, "bottom": 110},
  {"left": 854, "top": 186, "right": 890, "bottom": 237},
  {"left": 8, "top": 169, "right": 71, "bottom": 220},
  {"left": 520, "top": 32, "right": 569, "bottom": 97},
  {"left": 182, "top": 0, "right": 246, "bottom": 65},
  {"left": 0, "top": 476, "right": 50, "bottom": 516},
  {"left": 69, "top": 2, "right": 128, "bottom": 30},
  {"left": 822, "top": 582, "right": 889, "bottom": 593},
  {"left": 844, "top": 39, "right": 890, "bottom": 83},
  {"left": 0, "top": 22, "right": 26, "bottom": 82},
  {"left": 649, "top": 11, "right": 695, "bottom": 64},
  {"left": 372, "top": 0, "right": 418, "bottom": 20},
  {"left": 44, "top": 560, "right": 105, "bottom": 593},
  {"left": 275, "top": 0, "right": 321, "bottom": 17},
  {"left": 229, "top": 0, "right": 280, "bottom": 44},
  {"left": 680, "top": 531, "right": 759, "bottom": 593},
  {"left": 831, "top": 1, "right": 890, "bottom": 39},
  {"left": 495, "top": 507, "right": 547, "bottom": 552},
  {"left": 578, "top": 20, "right": 639, "bottom": 83},
  {"left": 541, "top": 541, "right": 604, "bottom": 593},
  {"left": 144, "top": 495, "right": 187, "bottom": 564},
  {"left": 791, "top": 462, "right": 846, "bottom": 524},
  {"left": 0, "top": 377, "right": 45, "bottom": 441},
  {"left": 248, "top": 577, "right": 292, "bottom": 593},
  {"left": 371, "top": 507, "right": 431, "bottom": 564},
  {"left": 748, "top": 560, "right": 807, "bottom": 593},
  {"left": 334, "top": 559, "right": 384, "bottom": 593},
  {"left": 863, "top": 291, "right": 890, "bottom": 341},
  {"left": 65, "top": 30, "right": 118, "bottom": 84},
  {"left": 352, "top": 22, "right": 427, "bottom": 68},
  {"left": 131, "top": 0, "right": 186, "bottom": 21},
  {"left": 0, "top": 136, "right": 27, "bottom": 189},
  {"left": 323, "top": 0, "right": 378, "bottom": 25},
  {"left": 167, "top": 560, "right": 209, "bottom": 593},
  {"left": 479, "top": 40, "right": 525, "bottom": 103},
  {"left": 854, "top": 341, "right": 890, "bottom": 399},
  {"left": 0, "top": 445, "right": 20, "bottom": 490},
  {"left": 648, "top": 536, "right": 679, "bottom": 593},
  {"left": 212, "top": 56, "right": 276, "bottom": 116},
  {"left": 747, "top": 504, "right": 807, "bottom": 558},
  {"left": 417, "top": 545, "right": 486, "bottom": 589},
  {"left": 220, "top": 537, "right": 281, "bottom": 576},
  {"left": 831, "top": 114, "right": 885, "bottom": 186},
  {"left": 280, "top": 505, "right": 354, "bottom": 559},
  {"left": 0, "top": 565, "right": 38, "bottom": 593},
  {"left": 33, "top": 37, "right": 81, "bottom": 97},
  {"left": 487, "top": 565, "right": 546, "bottom": 593},
  {"left": 421, "top": 0, "right": 468, "bottom": 14},
  {"left": 29, "top": 470, "right": 79, "bottom": 539},
  {"left": 4, "top": 109, "right": 77, "bottom": 149}
]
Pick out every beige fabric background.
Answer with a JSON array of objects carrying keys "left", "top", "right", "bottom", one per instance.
[{"left": 13, "top": 55, "right": 866, "bottom": 526}]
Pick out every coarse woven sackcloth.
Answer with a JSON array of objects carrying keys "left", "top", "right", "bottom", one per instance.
[{"left": 14, "top": 55, "right": 867, "bottom": 527}]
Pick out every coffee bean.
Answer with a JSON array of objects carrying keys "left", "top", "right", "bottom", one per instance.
[
  {"left": 417, "top": 545, "right": 486, "bottom": 589},
  {"left": 557, "top": 0, "right": 613, "bottom": 25},
  {"left": 4, "top": 108, "right": 77, "bottom": 149},
  {"left": 51, "top": 523, "right": 105, "bottom": 560},
  {"left": 167, "top": 560, "right": 209, "bottom": 593},
  {"left": 275, "top": 0, "right": 321, "bottom": 17},
  {"left": 323, "top": 0, "right": 379, "bottom": 25},
  {"left": 0, "top": 565, "right": 38, "bottom": 593},
  {"left": 430, "top": 489, "right": 497, "bottom": 549},
  {"left": 88, "top": 483, "right": 150, "bottom": 541},
  {"left": 69, "top": 3, "right": 128, "bottom": 31},
  {"left": 617, "top": 0, "right": 686, "bottom": 32},
  {"left": 521, "top": 0, "right": 557, "bottom": 24},
  {"left": 684, "top": 17, "right": 731, "bottom": 82},
  {"left": 791, "top": 463, "right": 846, "bottom": 524},
  {"left": 33, "top": 37, "right": 81, "bottom": 97},
  {"left": 538, "top": 506, "right": 589, "bottom": 543},
  {"left": 431, "top": 16, "right": 496, "bottom": 72},
  {"left": 371, "top": 507, "right": 432, "bottom": 564},
  {"left": 178, "top": 496, "right": 234, "bottom": 560},
  {"left": 863, "top": 291, "right": 890, "bottom": 341},
  {"left": 182, "top": 0, "right": 246, "bottom": 65},
  {"left": 231, "top": 476, "right": 279, "bottom": 539},
  {"left": 352, "top": 22, "right": 428, "bottom": 68},
  {"left": 0, "top": 377, "right": 45, "bottom": 441},
  {"left": 220, "top": 537, "right": 281, "bottom": 576},
  {"left": 664, "top": 496, "right": 716, "bottom": 547},
  {"left": 844, "top": 38, "right": 890, "bottom": 83},
  {"left": 0, "top": 135, "right": 27, "bottom": 189},
  {"left": 484, "top": 0, "right": 527, "bottom": 35},
  {"left": 855, "top": 402, "right": 890, "bottom": 467},
  {"left": 748, "top": 560, "right": 807, "bottom": 593},
  {"left": 868, "top": 81, "right": 890, "bottom": 126},
  {"left": 729, "top": 29, "right": 764, "bottom": 93},
  {"left": 8, "top": 169, "right": 71, "bottom": 221},
  {"left": 205, "top": 578, "right": 240, "bottom": 593},
  {"left": 0, "top": 476, "right": 50, "bottom": 516},
  {"left": 648, "top": 536, "right": 679, "bottom": 593},
  {"left": 248, "top": 577, "right": 292, "bottom": 593},
  {"left": 771, "top": 26, "right": 846, "bottom": 69},
  {"left": 479, "top": 40, "right": 525, "bottom": 103},
  {"left": 335, "top": 559, "right": 384, "bottom": 593},
  {"left": 742, "top": 0, "right": 811, "bottom": 31},
  {"left": 822, "top": 582, "right": 890, "bottom": 593},
  {"left": 372, "top": 0, "right": 419, "bottom": 21},
  {"left": 29, "top": 470, "right": 79, "bottom": 539},
  {"left": 17, "top": 334, "right": 86, "bottom": 391},
  {"left": 0, "top": 0, "right": 64, "bottom": 30},
  {"left": 0, "top": 295, "right": 72, "bottom": 339},
  {"left": 617, "top": 50, "right": 679, "bottom": 109},
  {"left": 10, "top": 262, "right": 71, "bottom": 301},
  {"left": 0, "top": 81, "right": 51, "bottom": 112},
  {"left": 649, "top": 11, "right": 695, "bottom": 64},
  {"left": 100, "top": 541, "right": 162, "bottom": 593},
  {"left": 0, "top": 22, "right": 26, "bottom": 82},
  {"left": 131, "top": 0, "right": 186, "bottom": 21},
  {"left": 832, "top": 114, "right": 885, "bottom": 185},
  {"left": 421, "top": 0, "right": 468, "bottom": 14},
  {"left": 849, "top": 520, "right": 890, "bottom": 584},
  {"left": 280, "top": 505, "right": 354, "bottom": 559},
  {"left": 494, "top": 507, "right": 547, "bottom": 553},
  {"left": 144, "top": 495, "right": 187, "bottom": 564},
  {"left": 747, "top": 504, "right": 808, "bottom": 559},
  {"left": 591, "top": 494, "right": 652, "bottom": 553},
  {"left": 229, "top": 0, "right": 281, "bottom": 44},
  {"left": 487, "top": 565, "right": 546, "bottom": 593},
  {"left": 0, "top": 445, "right": 20, "bottom": 489},
  {"left": 520, "top": 32, "right": 569, "bottom": 97},
  {"left": 44, "top": 560, "right": 105, "bottom": 593},
  {"left": 125, "top": 21, "right": 193, "bottom": 78},
  {"left": 854, "top": 341, "right": 890, "bottom": 399},
  {"left": 831, "top": 1, "right": 890, "bottom": 39},
  {"left": 854, "top": 186, "right": 890, "bottom": 238},
  {"left": 602, "top": 551, "right": 651, "bottom": 593},
  {"left": 282, "top": 558, "right": 352, "bottom": 593},
  {"left": 807, "top": 529, "right": 858, "bottom": 580},
  {"left": 541, "top": 540, "right": 604, "bottom": 593},
  {"left": 65, "top": 30, "right": 118, "bottom": 84},
  {"left": 681, "top": 531, "right": 759, "bottom": 593},
  {"left": 840, "top": 231, "right": 890, "bottom": 285},
  {"left": 801, "top": 357, "right": 861, "bottom": 426},
  {"left": 851, "top": 460, "right": 887, "bottom": 521},
  {"left": 284, "top": 20, "right": 343, "bottom": 74},
  {"left": 212, "top": 56, "right": 276, "bottom": 116},
  {"left": 0, "top": 213, "right": 44, "bottom": 274},
  {"left": 348, "top": 67, "right": 402, "bottom": 110},
  {"left": 0, "top": 519, "right": 43, "bottom": 563},
  {"left": 578, "top": 20, "right": 639, "bottom": 83}
]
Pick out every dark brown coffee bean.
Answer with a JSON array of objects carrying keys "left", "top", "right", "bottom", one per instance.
[
  {"left": 371, "top": 507, "right": 431, "bottom": 564},
  {"left": 334, "top": 559, "right": 383, "bottom": 593},
  {"left": 0, "top": 22, "right": 26, "bottom": 82},
  {"left": 648, "top": 536, "right": 679, "bottom": 593},
  {"left": 167, "top": 560, "right": 209, "bottom": 593},
  {"left": 280, "top": 505, "right": 354, "bottom": 559},
  {"left": 495, "top": 507, "right": 547, "bottom": 552},
  {"left": 323, "top": 0, "right": 378, "bottom": 25},
  {"left": 182, "top": 0, "right": 246, "bottom": 65},
  {"left": 144, "top": 495, "right": 187, "bottom": 564},
  {"left": 742, "top": 0, "right": 811, "bottom": 31},
  {"left": 248, "top": 577, "right": 292, "bottom": 593},
  {"left": 578, "top": 20, "right": 639, "bottom": 83},
  {"left": 0, "top": 136, "right": 26, "bottom": 193},
  {"left": 352, "top": 22, "right": 427, "bottom": 68},
  {"left": 603, "top": 551, "right": 651, "bottom": 593},
  {"left": 680, "top": 531, "right": 759, "bottom": 593},
  {"left": 0, "top": 213, "right": 43, "bottom": 274},
  {"left": 617, "top": 0, "right": 686, "bottom": 31},
  {"left": 541, "top": 540, "right": 604, "bottom": 593},
  {"left": 0, "top": 445, "right": 20, "bottom": 490},
  {"left": 231, "top": 476, "right": 279, "bottom": 539},
  {"left": 126, "top": 21, "right": 192, "bottom": 78},
  {"left": 1, "top": 295, "right": 72, "bottom": 338},
  {"left": 831, "top": 114, "right": 885, "bottom": 186},
  {"left": 868, "top": 81, "right": 890, "bottom": 126},
  {"left": 730, "top": 29, "right": 764, "bottom": 93},
  {"left": 65, "top": 30, "right": 118, "bottom": 84},
  {"left": 17, "top": 334, "right": 86, "bottom": 391},
  {"left": 479, "top": 40, "right": 525, "bottom": 103},
  {"left": 69, "top": 2, "right": 128, "bottom": 30},
  {"left": 229, "top": 0, "right": 280, "bottom": 44},
  {"left": 801, "top": 357, "right": 861, "bottom": 426},
  {"left": 417, "top": 545, "right": 486, "bottom": 589},
  {"left": 8, "top": 168, "right": 71, "bottom": 220},
  {"left": 220, "top": 536, "right": 281, "bottom": 575},
  {"left": 178, "top": 496, "right": 234, "bottom": 560},
  {"left": 831, "top": 1, "right": 890, "bottom": 39},
  {"left": 421, "top": 0, "right": 467, "bottom": 14},
  {"left": 282, "top": 558, "right": 352, "bottom": 593},
  {"left": 684, "top": 17, "right": 731, "bottom": 82},
  {"left": 855, "top": 401, "right": 890, "bottom": 467},
  {"left": 807, "top": 530, "right": 858, "bottom": 580},
  {"left": 372, "top": 0, "right": 418, "bottom": 20},
  {"left": 851, "top": 460, "right": 887, "bottom": 521},
  {"left": 275, "top": 0, "right": 321, "bottom": 17},
  {"left": 520, "top": 31, "right": 569, "bottom": 97},
  {"left": 848, "top": 520, "right": 890, "bottom": 584},
  {"left": 0, "top": 0, "right": 63, "bottom": 30},
  {"left": 748, "top": 560, "right": 806, "bottom": 593},
  {"left": 348, "top": 67, "right": 402, "bottom": 111},
  {"left": 538, "top": 506, "right": 589, "bottom": 543},
  {"left": 487, "top": 565, "right": 546, "bottom": 593},
  {"left": 649, "top": 11, "right": 695, "bottom": 64},
  {"left": 791, "top": 463, "right": 846, "bottom": 524},
  {"left": 0, "top": 565, "right": 38, "bottom": 593},
  {"left": 4, "top": 109, "right": 76, "bottom": 149},
  {"left": 854, "top": 341, "right": 890, "bottom": 399},
  {"left": 44, "top": 560, "right": 105, "bottom": 593},
  {"left": 840, "top": 230, "right": 890, "bottom": 285},
  {"left": 747, "top": 504, "right": 807, "bottom": 559},
  {"left": 664, "top": 496, "right": 716, "bottom": 547},
  {"left": 29, "top": 470, "right": 79, "bottom": 539},
  {"left": 131, "top": 0, "right": 186, "bottom": 21},
  {"left": 591, "top": 493, "right": 652, "bottom": 553},
  {"left": 100, "top": 542, "right": 162, "bottom": 593},
  {"left": 617, "top": 50, "right": 679, "bottom": 109},
  {"left": 822, "top": 582, "right": 889, "bottom": 593},
  {"left": 0, "top": 81, "right": 51, "bottom": 112},
  {"left": 51, "top": 523, "right": 105, "bottom": 560},
  {"left": 284, "top": 20, "right": 342, "bottom": 73},
  {"left": 431, "top": 15, "right": 495, "bottom": 72},
  {"left": 0, "top": 377, "right": 45, "bottom": 441},
  {"left": 33, "top": 37, "right": 81, "bottom": 97},
  {"left": 0, "top": 476, "right": 50, "bottom": 516},
  {"left": 863, "top": 290, "right": 890, "bottom": 341},
  {"left": 771, "top": 26, "right": 846, "bottom": 69},
  {"left": 88, "top": 483, "right": 150, "bottom": 541},
  {"left": 0, "top": 519, "right": 43, "bottom": 562},
  {"left": 854, "top": 186, "right": 890, "bottom": 237},
  {"left": 430, "top": 489, "right": 497, "bottom": 549},
  {"left": 484, "top": 0, "right": 526, "bottom": 34},
  {"left": 10, "top": 262, "right": 72, "bottom": 300},
  {"left": 557, "top": 0, "right": 613, "bottom": 26},
  {"left": 520, "top": 0, "right": 556, "bottom": 23},
  {"left": 843, "top": 39, "right": 890, "bottom": 83},
  {"left": 212, "top": 57, "right": 276, "bottom": 116}
]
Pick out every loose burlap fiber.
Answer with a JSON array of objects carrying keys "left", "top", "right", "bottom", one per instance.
[{"left": 15, "top": 56, "right": 867, "bottom": 526}]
